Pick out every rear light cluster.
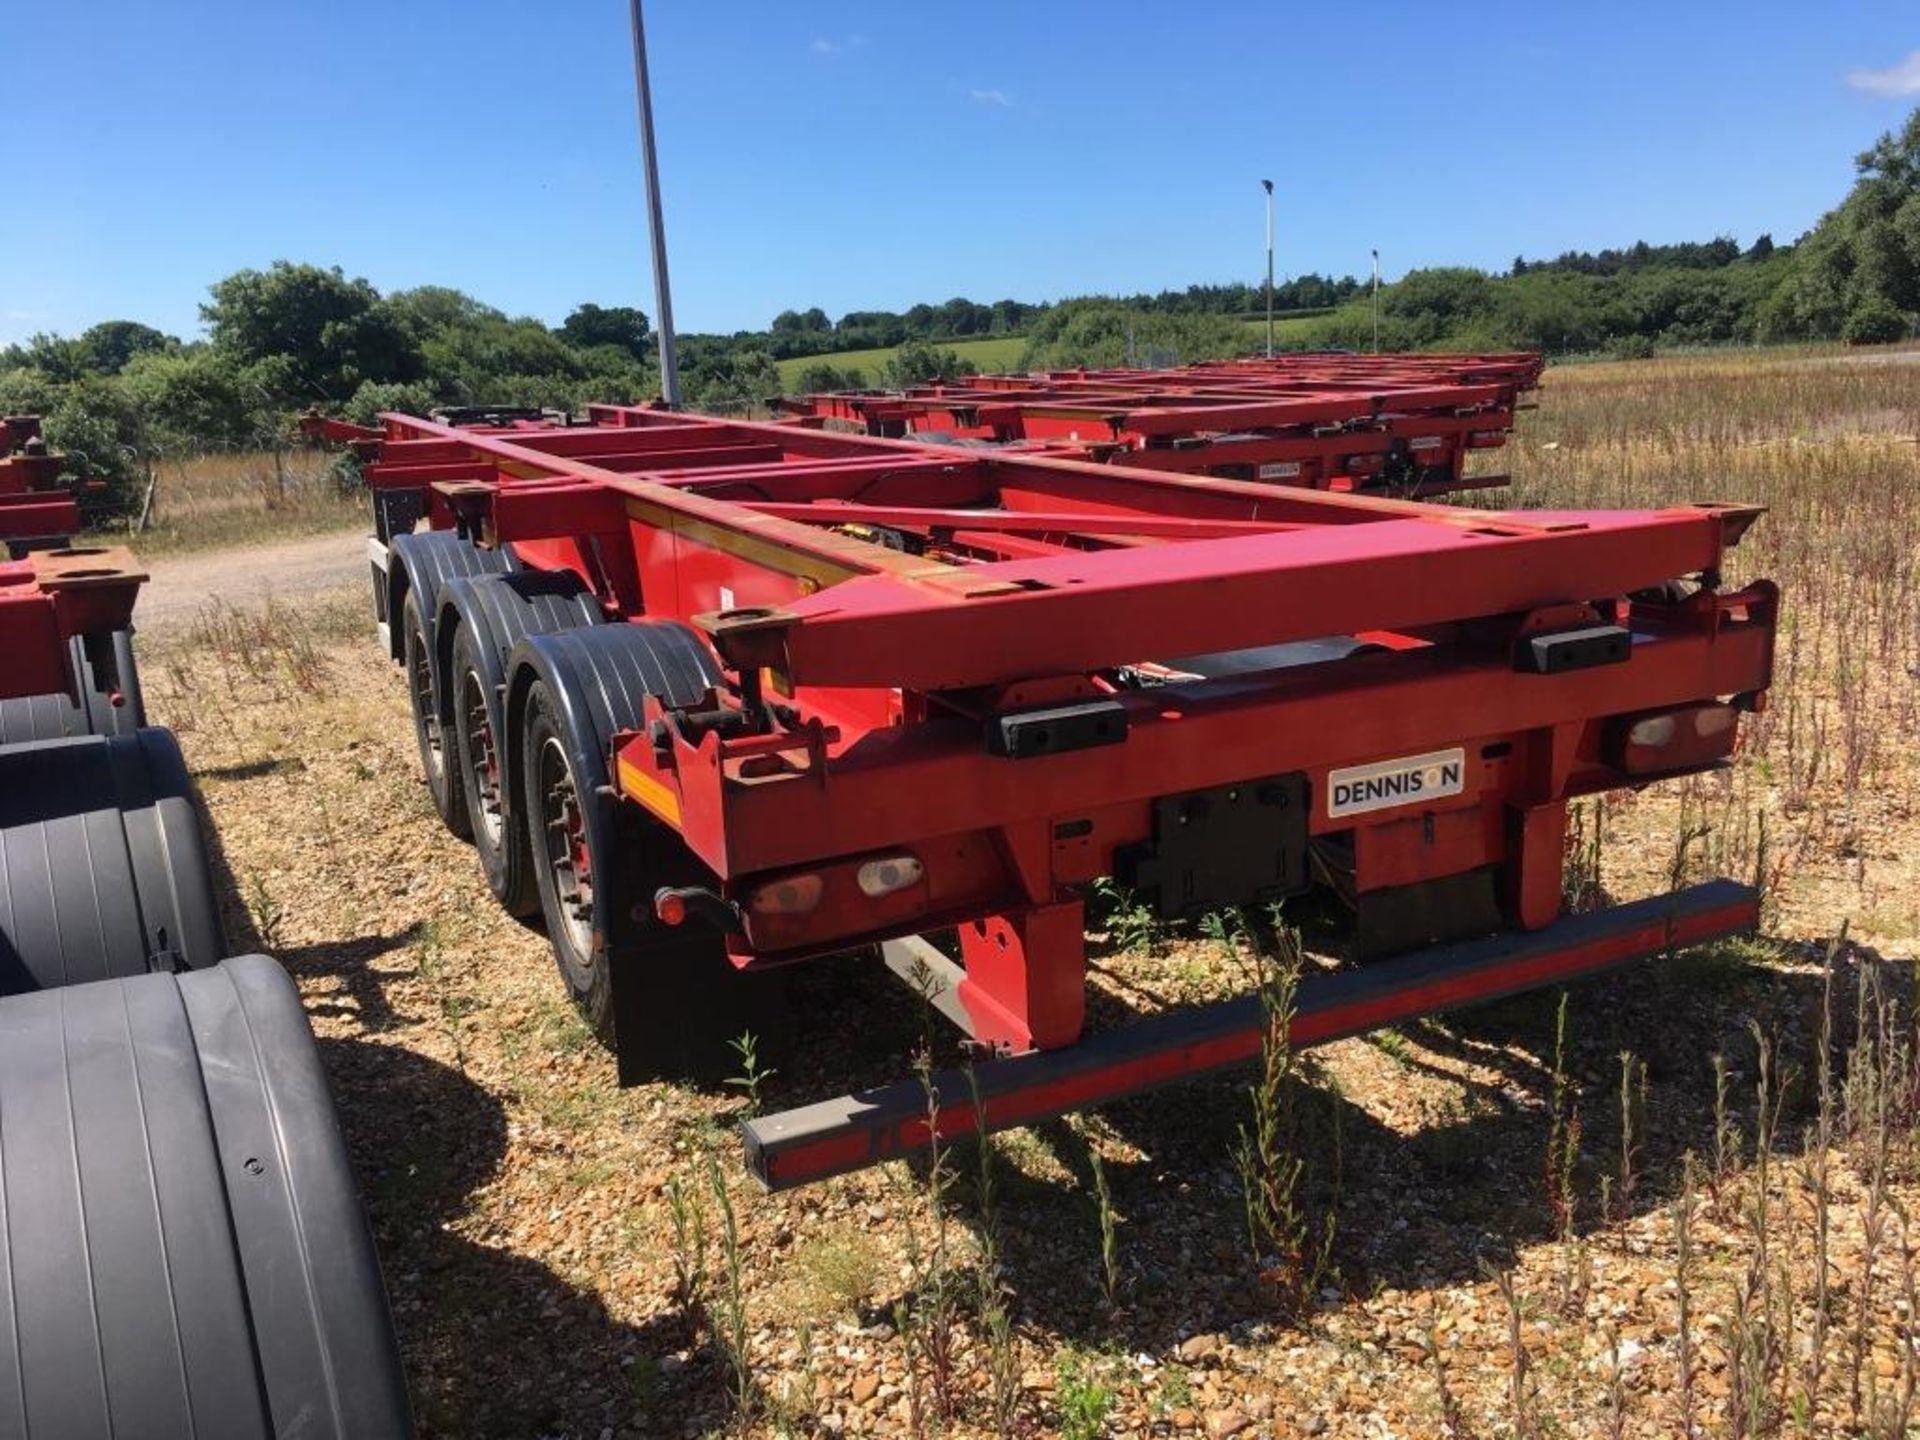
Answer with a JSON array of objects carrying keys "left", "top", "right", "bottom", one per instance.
[
  {"left": 1611, "top": 702, "right": 1739, "bottom": 775},
  {"left": 750, "top": 873, "right": 824, "bottom": 917},
  {"left": 748, "top": 851, "right": 924, "bottom": 919}
]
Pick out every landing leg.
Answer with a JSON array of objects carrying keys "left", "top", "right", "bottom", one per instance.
[{"left": 955, "top": 899, "right": 1086, "bottom": 1053}]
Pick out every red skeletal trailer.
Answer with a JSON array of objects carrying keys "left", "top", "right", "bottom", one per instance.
[
  {"left": 308, "top": 381, "right": 1774, "bottom": 1189},
  {"left": 777, "top": 353, "right": 1543, "bottom": 498}
]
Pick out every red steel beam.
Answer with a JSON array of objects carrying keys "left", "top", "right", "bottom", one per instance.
[{"left": 742, "top": 879, "right": 1756, "bottom": 1189}]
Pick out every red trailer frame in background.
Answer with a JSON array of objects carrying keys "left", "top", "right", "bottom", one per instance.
[
  {"left": 0, "top": 414, "right": 85, "bottom": 557},
  {"left": 776, "top": 353, "right": 1543, "bottom": 499},
  {"left": 313, "top": 383, "right": 1774, "bottom": 1187},
  {"left": 0, "top": 419, "right": 142, "bottom": 702}
]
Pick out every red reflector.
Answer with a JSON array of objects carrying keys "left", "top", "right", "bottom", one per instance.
[{"left": 655, "top": 891, "right": 689, "bottom": 926}]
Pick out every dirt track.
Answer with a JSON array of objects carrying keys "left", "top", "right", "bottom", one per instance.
[{"left": 138, "top": 528, "right": 365, "bottom": 632}]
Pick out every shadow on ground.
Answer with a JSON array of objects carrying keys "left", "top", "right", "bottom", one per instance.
[{"left": 831, "top": 936, "right": 1866, "bottom": 1357}]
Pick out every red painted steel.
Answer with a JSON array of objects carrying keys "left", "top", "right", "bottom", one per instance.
[
  {"left": 0, "top": 414, "right": 81, "bottom": 542},
  {"left": 325, "top": 392, "right": 1775, "bottom": 1087},
  {"left": 0, "top": 546, "right": 148, "bottom": 700},
  {"left": 0, "top": 419, "right": 144, "bottom": 702},
  {"left": 776, "top": 354, "right": 1542, "bottom": 497}
]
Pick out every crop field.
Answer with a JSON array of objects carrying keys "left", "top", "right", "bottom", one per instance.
[{"left": 139, "top": 345, "right": 1920, "bottom": 1439}]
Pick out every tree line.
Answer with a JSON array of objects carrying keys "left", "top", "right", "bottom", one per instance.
[{"left": 5, "top": 107, "right": 1919, "bottom": 520}]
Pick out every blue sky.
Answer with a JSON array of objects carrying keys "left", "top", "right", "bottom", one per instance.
[{"left": 3, "top": 2, "right": 1917, "bottom": 346}]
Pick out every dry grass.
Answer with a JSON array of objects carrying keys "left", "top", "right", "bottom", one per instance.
[
  {"left": 138, "top": 346, "right": 1920, "bottom": 1438},
  {"left": 83, "top": 448, "right": 362, "bottom": 556},
  {"left": 1499, "top": 348, "right": 1920, "bottom": 954}
]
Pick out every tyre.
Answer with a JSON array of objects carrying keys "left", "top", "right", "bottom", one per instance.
[
  {"left": 518, "top": 676, "right": 756, "bottom": 1080},
  {"left": 452, "top": 623, "right": 538, "bottom": 911},
  {"left": 520, "top": 678, "right": 616, "bottom": 1030},
  {"left": 0, "top": 728, "right": 225, "bottom": 995},
  {"left": 0, "top": 629, "right": 144, "bottom": 745},
  {"left": 439, "top": 570, "right": 604, "bottom": 917},
  {"left": 0, "top": 956, "right": 411, "bottom": 1438},
  {"left": 401, "top": 589, "right": 470, "bottom": 839}
]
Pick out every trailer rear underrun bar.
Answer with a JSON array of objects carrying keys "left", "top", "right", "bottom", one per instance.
[
  {"left": 776, "top": 352, "right": 1543, "bottom": 498},
  {"left": 308, "top": 370, "right": 1775, "bottom": 1184}
]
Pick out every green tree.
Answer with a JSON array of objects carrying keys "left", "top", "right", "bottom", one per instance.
[
  {"left": 1842, "top": 296, "right": 1907, "bottom": 344},
  {"left": 1760, "top": 106, "right": 1920, "bottom": 340},
  {"left": 686, "top": 348, "right": 780, "bottom": 408},
  {"left": 881, "top": 340, "right": 979, "bottom": 387},
  {"left": 43, "top": 379, "right": 148, "bottom": 522},
  {"left": 792, "top": 361, "right": 869, "bottom": 393},
  {"left": 202, "top": 261, "right": 422, "bottom": 402},
  {"left": 1018, "top": 301, "right": 1246, "bottom": 370},
  {"left": 558, "top": 303, "right": 652, "bottom": 358},
  {"left": 12, "top": 334, "right": 93, "bottom": 384},
  {"left": 78, "top": 320, "right": 177, "bottom": 375},
  {"left": 117, "top": 349, "right": 262, "bottom": 449}
]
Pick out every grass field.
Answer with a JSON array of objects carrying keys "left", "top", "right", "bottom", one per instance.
[
  {"left": 773, "top": 322, "right": 1331, "bottom": 390},
  {"left": 1237, "top": 314, "right": 1325, "bottom": 347},
  {"left": 773, "top": 334, "right": 1032, "bottom": 388},
  {"left": 136, "top": 344, "right": 1920, "bottom": 1438}
]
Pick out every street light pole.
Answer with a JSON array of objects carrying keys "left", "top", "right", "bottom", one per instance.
[
  {"left": 1262, "top": 179, "right": 1275, "bottom": 359},
  {"left": 628, "top": 0, "right": 681, "bottom": 407},
  {"left": 1371, "top": 248, "right": 1381, "bottom": 354}
]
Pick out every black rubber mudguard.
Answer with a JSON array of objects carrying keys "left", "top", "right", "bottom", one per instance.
[
  {"left": 505, "top": 622, "right": 734, "bottom": 1081},
  {"left": 503, "top": 620, "right": 725, "bottom": 813},
  {"left": 384, "top": 529, "right": 518, "bottom": 663},
  {"left": 0, "top": 728, "right": 225, "bottom": 994},
  {"left": 0, "top": 956, "right": 412, "bottom": 1438},
  {"left": 0, "top": 629, "right": 145, "bottom": 744},
  {"left": 434, "top": 567, "right": 603, "bottom": 734}
]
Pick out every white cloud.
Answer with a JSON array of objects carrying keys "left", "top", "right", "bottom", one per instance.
[
  {"left": 969, "top": 88, "right": 1014, "bottom": 108},
  {"left": 1846, "top": 50, "right": 1920, "bottom": 96},
  {"left": 810, "top": 33, "right": 864, "bottom": 55}
]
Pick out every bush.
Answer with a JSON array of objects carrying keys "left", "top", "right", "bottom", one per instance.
[
  {"left": 1018, "top": 302, "right": 1247, "bottom": 370},
  {"left": 118, "top": 350, "right": 265, "bottom": 450},
  {"left": 1841, "top": 298, "right": 1908, "bottom": 344},
  {"left": 342, "top": 380, "right": 441, "bottom": 427},
  {"left": 44, "top": 379, "right": 147, "bottom": 524},
  {"left": 792, "top": 361, "right": 870, "bottom": 394},
  {"left": 880, "top": 341, "right": 977, "bottom": 388}
]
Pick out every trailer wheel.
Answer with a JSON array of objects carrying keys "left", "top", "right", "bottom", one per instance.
[
  {"left": 440, "top": 570, "right": 604, "bottom": 915},
  {"left": 0, "top": 956, "right": 411, "bottom": 1438},
  {"left": 524, "top": 682, "right": 603, "bottom": 997},
  {"left": 518, "top": 676, "right": 755, "bottom": 1080},
  {"left": 453, "top": 626, "right": 521, "bottom": 896},
  {"left": 0, "top": 728, "right": 225, "bottom": 995},
  {"left": 0, "top": 629, "right": 144, "bottom": 745},
  {"left": 401, "top": 589, "right": 470, "bottom": 839}
]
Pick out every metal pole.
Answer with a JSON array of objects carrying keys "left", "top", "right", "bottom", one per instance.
[
  {"left": 1262, "top": 179, "right": 1275, "bottom": 359},
  {"left": 628, "top": 0, "right": 681, "bottom": 407},
  {"left": 1371, "top": 248, "right": 1380, "bottom": 354}
]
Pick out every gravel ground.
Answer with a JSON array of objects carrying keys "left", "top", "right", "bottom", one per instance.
[
  {"left": 143, "top": 591, "right": 1920, "bottom": 1440},
  {"left": 136, "top": 529, "right": 365, "bottom": 633}
]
